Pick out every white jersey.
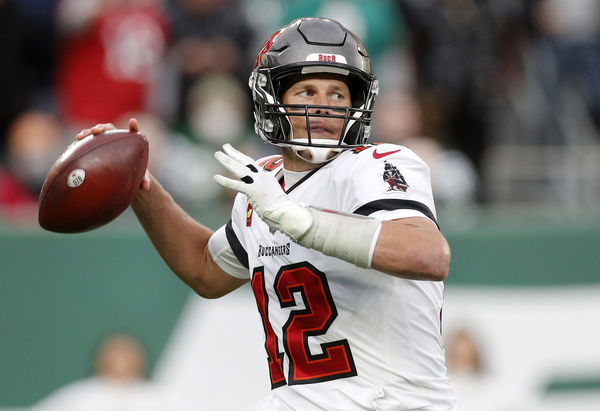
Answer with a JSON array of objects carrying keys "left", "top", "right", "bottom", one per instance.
[{"left": 208, "top": 144, "right": 456, "bottom": 410}]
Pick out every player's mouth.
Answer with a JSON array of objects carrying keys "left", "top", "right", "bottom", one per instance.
[{"left": 307, "top": 121, "right": 334, "bottom": 137}]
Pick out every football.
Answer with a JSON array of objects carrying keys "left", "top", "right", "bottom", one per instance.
[{"left": 38, "top": 130, "right": 149, "bottom": 233}]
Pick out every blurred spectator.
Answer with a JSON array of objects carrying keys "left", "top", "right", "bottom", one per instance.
[
  {"left": 0, "top": 167, "right": 36, "bottom": 221},
  {"left": 185, "top": 74, "right": 250, "bottom": 146},
  {"left": 31, "top": 332, "right": 184, "bottom": 411},
  {"left": 13, "top": 0, "right": 59, "bottom": 93},
  {"left": 55, "top": 0, "right": 169, "bottom": 130},
  {"left": 400, "top": 0, "right": 523, "bottom": 201},
  {"left": 446, "top": 328, "right": 485, "bottom": 377},
  {"left": 165, "top": 0, "right": 254, "bottom": 125},
  {"left": 277, "top": 0, "right": 404, "bottom": 67},
  {"left": 532, "top": 0, "right": 600, "bottom": 141},
  {"left": 373, "top": 89, "right": 477, "bottom": 207},
  {"left": 114, "top": 112, "right": 223, "bottom": 208},
  {"left": 446, "top": 327, "right": 538, "bottom": 411},
  {"left": 445, "top": 327, "right": 497, "bottom": 410},
  {"left": 0, "top": 111, "right": 66, "bottom": 223},
  {"left": 240, "top": 0, "right": 283, "bottom": 46},
  {"left": 0, "top": 0, "right": 52, "bottom": 156}
]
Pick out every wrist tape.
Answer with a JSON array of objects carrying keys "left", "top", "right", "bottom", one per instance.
[{"left": 297, "top": 206, "right": 382, "bottom": 268}]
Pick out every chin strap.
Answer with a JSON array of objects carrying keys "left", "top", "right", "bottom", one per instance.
[{"left": 213, "top": 144, "right": 381, "bottom": 268}]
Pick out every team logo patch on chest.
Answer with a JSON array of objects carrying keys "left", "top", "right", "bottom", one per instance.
[{"left": 382, "top": 161, "right": 409, "bottom": 192}]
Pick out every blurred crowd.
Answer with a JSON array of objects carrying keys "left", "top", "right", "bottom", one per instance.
[
  {"left": 1, "top": 0, "right": 600, "bottom": 225},
  {"left": 30, "top": 332, "right": 197, "bottom": 411}
]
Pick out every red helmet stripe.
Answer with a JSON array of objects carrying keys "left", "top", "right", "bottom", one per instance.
[{"left": 255, "top": 29, "right": 282, "bottom": 68}]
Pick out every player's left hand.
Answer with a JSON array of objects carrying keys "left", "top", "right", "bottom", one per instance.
[{"left": 214, "top": 144, "right": 313, "bottom": 240}]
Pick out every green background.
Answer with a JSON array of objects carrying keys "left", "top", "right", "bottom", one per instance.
[{"left": 1, "top": 208, "right": 600, "bottom": 406}]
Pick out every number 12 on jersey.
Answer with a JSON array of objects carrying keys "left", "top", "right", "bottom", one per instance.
[{"left": 251, "top": 262, "right": 357, "bottom": 388}]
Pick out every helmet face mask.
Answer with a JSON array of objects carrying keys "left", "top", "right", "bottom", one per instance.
[{"left": 249, "top": 18, "right": 378, "bottom": 162}]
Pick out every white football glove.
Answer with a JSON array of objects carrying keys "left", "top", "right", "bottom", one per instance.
[
  {"left": 213, "top": 144, "right": 313, "bottom": 240},
  {"left": 213, "top": 144, "right": 382, "bottom": 269}
]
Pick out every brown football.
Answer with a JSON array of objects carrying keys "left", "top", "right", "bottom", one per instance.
[{"left": 38, "top": 130, "right": 149, "bottom": 233}]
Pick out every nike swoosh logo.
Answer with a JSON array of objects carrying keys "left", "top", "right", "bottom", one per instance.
[{"left": 373, "top": 148, "right": 401, "bottom": 159}]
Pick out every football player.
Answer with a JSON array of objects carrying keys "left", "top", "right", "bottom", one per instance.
[{"left": 78, "top": 17, "right": 456, "bottom": 411}]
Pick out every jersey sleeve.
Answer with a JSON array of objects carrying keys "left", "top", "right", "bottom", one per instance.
[
  {"left": 207, "top": 194, "right": 251, "bottom": 279},
  {"left": 346, "top": 144, "right": 438, "bottom": 226}
]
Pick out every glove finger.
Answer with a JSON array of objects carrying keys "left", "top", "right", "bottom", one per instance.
[
  {"left": 213, "top": 174, "right": 248, "bottom": 193},
  {"left": 214, "top": 150, "right": 252, "bottom": 179},
  {"left": 222, "top": 143, "right": 256, "bottom": 165}
]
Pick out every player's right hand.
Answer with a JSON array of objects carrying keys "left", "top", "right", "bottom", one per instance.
[
  {"left": 75, "top": 118, "right": 152, "bottom": 191},
  {"left": 214, "top": 143, "right": 313, "bottom": 240}
]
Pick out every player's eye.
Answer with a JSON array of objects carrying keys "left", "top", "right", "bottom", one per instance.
[
  {"left": 297, "top": 90, "right": 314, "bottom": 97},
  {"left": 331, "top": 92, "right": 345, "bottom": 101}
]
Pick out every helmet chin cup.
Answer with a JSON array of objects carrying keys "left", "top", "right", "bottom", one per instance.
[{"left": 289, "top": 139, "right": 342, "bottom": 164}]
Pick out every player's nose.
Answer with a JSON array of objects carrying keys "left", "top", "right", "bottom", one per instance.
[{"left": 309, "top": 93, "right": 330, "bottom": 114}]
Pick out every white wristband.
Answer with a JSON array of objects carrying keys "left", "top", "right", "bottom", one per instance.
[{"left": 297, "top": 206, "right": 382, "bottom": 268}]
